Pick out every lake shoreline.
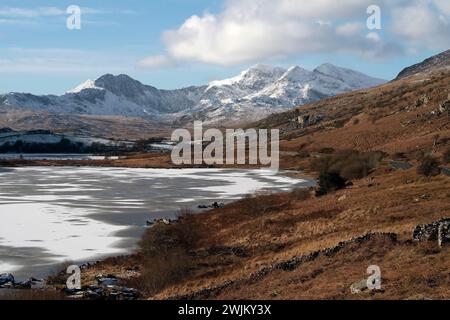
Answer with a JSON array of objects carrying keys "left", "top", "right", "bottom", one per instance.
[{"left": 0, "top": 166, "right": 315, "bottom": 286}]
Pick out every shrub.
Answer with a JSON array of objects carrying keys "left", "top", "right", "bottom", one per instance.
[
  {"left": 290, "top": 188, "right": 311, "bottom": 201},
  {"left": 296, "top": 150, "right": 310, "bottom": 159},
  {"left": 236, "top": 191, "right": 285, "bottom": 217},
  {"left": 417, "top": 156, "right": 440, "bottom": 177},
  {"left": 316, "top": 172, "right": 347, "bottom": 196},
  {"left": 318, "top": 147, "right": 335, "bottom": 154},
  {"left": 137, "top": 212, "right": 202, "bottom": 295},
  {"left": 443, "top": 148, "right": 450, "bottom": 164},
  {"left": 393, "top": 152, "right": 407, "bottom": 160},
  {"left": 310, "top": 150, "right": 384, "bottom": 180}
]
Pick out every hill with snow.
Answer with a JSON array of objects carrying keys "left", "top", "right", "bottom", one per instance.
[{"left": 0, "top": 64, "right": 385, "bottom": 126}]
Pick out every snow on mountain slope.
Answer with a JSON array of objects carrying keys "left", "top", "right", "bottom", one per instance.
[
  {"left": 67, "top": 79, "right": 104, "bottom": 93},
  {"left": 190, "top": 63, "right": 384, "bottom": 124},
  {"left": 0, "top": 64, "right": 385, "bottom": 125}
]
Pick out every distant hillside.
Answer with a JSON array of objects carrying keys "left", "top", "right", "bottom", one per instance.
[{"left": 396, "top": 49, "right": 450, "bottom": 80}]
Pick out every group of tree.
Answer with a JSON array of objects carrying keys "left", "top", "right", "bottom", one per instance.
[{"left": 0, "top": 138, "right": 114, "bottom": 154}]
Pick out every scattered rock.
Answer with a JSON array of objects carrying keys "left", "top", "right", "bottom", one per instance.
[
  {"left": 64, "top": 284, "right": 140, "bottom": 300},
  {"left": 96, "top": 274, "right": 118, "bottom": 287},
  {"left": 198, "top": 202, "right": 225, "bottom": 209},
  {"left": 0, "top": 273, "right": 14, "bottom": 286},
  {"left": 145, "top": 218, "right": 176, "bottom": 227},
  {"left": 30, "top": 278, "right": 46, "bottom": 289},
  {"left": 337, "top": 194, "right": 347, "bottom": 202},
  {"left": 296, "top": 113, "right": 324, "bottom": 128},
  {"left": 413, "top": 218, "right": 450, "bottom": 245},
  {"left": 420, "top": 194, "right": 431, "bottom": 200},
  {"left": 438, "top": 221, "right": 450, "bottom": 247}
]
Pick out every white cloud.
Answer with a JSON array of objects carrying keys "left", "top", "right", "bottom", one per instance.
[
  {"left": 0, "top": 48, "right": 130, "bottom": 74},
  {"left": 136, "top": 55, "right": 175, "bottom": 69},
  {"left": 0, "top": 7, "right": 65, "bottom": 18},
  {"left": 145, "top": 0, "right": 450, "bottom": 67},
  {"left": 391, "top": 2, "right": 450, "bottom": 49},
  {"left": 0, "top": 6, "right": 125, "bottom": 19},
  {"left": 433, "top": 0, "right": 450, "bottom": 15}
]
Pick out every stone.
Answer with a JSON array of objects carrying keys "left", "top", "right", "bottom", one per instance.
[
  {"left": 438, "top": 221, "right": 450, "bottom": 247},
  {"left": 198, "top": 202, "right": 225, "bottom": 209},
  {"left": 96, "top": 275, "right": 118, "bottom": 287},
  {"left": 30, "top": 278, "right": 46, "bottom": 289},
  {"left": 413, "top": 218, "right": 450, "bottom": 243},
  {"left": 0, "top": 273, "right": 14, "bottom": 286},
  {"left": 350, "top": 279, "right": 369, "bottom": 294},
  {"left": 297, "top": 113, "right": 324, "bottom": 128}
]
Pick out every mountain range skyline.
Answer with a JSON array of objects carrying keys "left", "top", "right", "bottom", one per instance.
[{"left": 0, "top": 62, "right": 385, "bottom": 126}]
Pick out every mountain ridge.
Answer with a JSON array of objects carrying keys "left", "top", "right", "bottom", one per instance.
[
  {"left": 0, "top": 63, "right": 385, "bottom": 125},
  {"left": 396, "top": 49, "right": 450, "bottom": 80}
]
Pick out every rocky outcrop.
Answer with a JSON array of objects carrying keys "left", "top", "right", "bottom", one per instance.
[
  {"left": 413, "top": 217, "right": 450, "bottom": 247},
  {"left": 0, "top": 273, "right": 14, "bottom": 287},
  {"left": 65, "top": 285, "right": 140, "bottom": 300},
  {"left": 0, "top": 274, "right": 45, "bottom": 289},
  {"left": 296, "top": 113, "right": 324, "bottom": 128},
  {"left": 198, "top": 202, "right": 225, "bottom": 209}
]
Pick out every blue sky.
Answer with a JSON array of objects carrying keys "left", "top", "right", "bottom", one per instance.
[{"left": 0, "top": 0, "right": 449, "bottom": 95}]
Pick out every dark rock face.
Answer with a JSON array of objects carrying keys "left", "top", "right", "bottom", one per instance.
[
  {"left": 413, "top": 218, "right": 450, "bottom": 245},
  {"left": 396, "top": 49, "right": 450, "bottom": 80}
]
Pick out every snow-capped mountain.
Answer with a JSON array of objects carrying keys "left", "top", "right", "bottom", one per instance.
[
  {"left": 182, "top": 63, "right": 384, "bottom": 124},
  {"left": 0, "top": 64, "right": 385, "bottom": 125}
]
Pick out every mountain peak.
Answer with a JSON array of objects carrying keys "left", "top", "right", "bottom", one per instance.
[
  {"left": 280, "top": 66, "right": 312, "bottom": 81},
  {"left": 314, "top": 63, "right": 343, "bottom": 75},
  {"left": 67, "top": 79, "right": 104, "bottom": 94},
  {"left": 93, "top": 74, "right": 148, "bottom": 98},
  {"left": 246, "top": 64, "right": 283, "bottom": 74},
  {"left": 207, "top": 64, "right": 286, "bottom": 90}
]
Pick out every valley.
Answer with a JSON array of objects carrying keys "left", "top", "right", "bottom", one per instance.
[{"left": 1, "top": 49, "right": 449, "bottom": 300}]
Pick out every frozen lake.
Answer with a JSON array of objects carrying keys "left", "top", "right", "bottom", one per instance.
[
  {"left": 0, "top": 153, "right": 120, "bottom": 160},
  {"left": 0, "top": 167, "right": 314, "bottom": 279}
]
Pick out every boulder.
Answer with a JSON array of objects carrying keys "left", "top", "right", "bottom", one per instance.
[
  {"left": 30, "top": 278, "right": 46, "bottom": 289},
  {"left": 297, "top": 113, "right": 324, "bottom": 128},
  {"left": 96, "top": 275, "right": 118, "bottom": 287},
  {"left": 0, "top": 273, "right": 14, "bottom": 286},
  {"left": 350, "top": 279, "right": 369, "bottom": 294}
]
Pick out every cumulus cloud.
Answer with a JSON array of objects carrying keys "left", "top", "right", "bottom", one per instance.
[
  {"left": 145, "top": 0, "right": 450, "bottom": 67},
  {"left": 391, "top": 1, "right": 450, "bottom": 49}
]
